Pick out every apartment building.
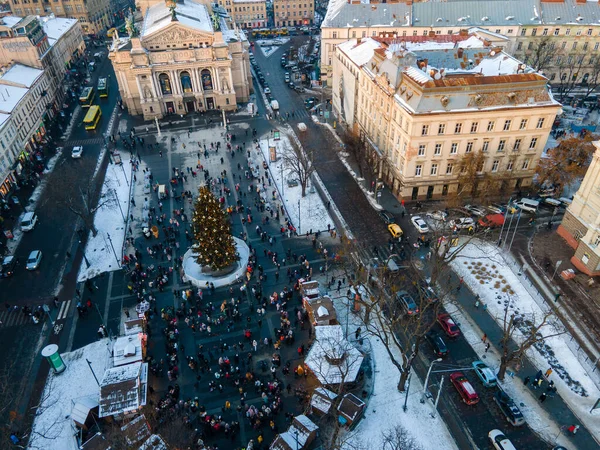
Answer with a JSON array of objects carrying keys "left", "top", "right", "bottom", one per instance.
[
  {"left": 273, "top": 0, "right": 314, "bottom": 28},
  {"left": 320, "top": 0, "right": 600, "bottom": 88},
  {"left": 217, "top": 0, "right": 267, "bottom": 29},
  {"left": 7, "top": 0, "right": 112, "bottom": 34},
  {"left": 332, "top": 35, "right": 561, "bottom": 201}
]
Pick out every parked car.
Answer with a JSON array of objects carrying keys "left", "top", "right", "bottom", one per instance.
[
  {"left": 26, "top": 250, "right": 42, "bottom": 270},
  {"left": 379, "top": 210, "right": 395, "bottom": 224},
  {"left": 288, "top": 82, "right": 295, "bottom": 89},
  {"left": 411, "top": 215, "right": 430, "bottom": 233},
  {"left": 450, "top": 372, "right": 479, "bottom": 405},
  {"left": 20, "top": 211, "right": 38, "bottom": 232},
  {"left": 478, "top": 214, "right": 505, "bottom": 228},
  {"left": 487, "top": 203, "right": 506, "bottom": 214},
  {"left": 425, "top": 332, "right": 448, "bottom": 357},
  {"left": 417, "top": 280, "right": 438, "bottom": 303},
  {"left": 437, "top": 313, "right": 460, "bottom": 338},
  {"left": 386, "top": 254, "right": 402, "bottom": 273},
  {"left": 388, "top": 223, "right": 403, "bottom": 239},
  {"left": 396, "top": 291, "right": 419, "bottom": 316},
  {"left": 472, "top": 361, "right": 498, "bottom": 387},
  {"left": 449, "top": 217, "right": 475, "bottom": 230},
  {"left": 488, "top": 429, "right": 517, "bottom": 450},
  {"left": 71, "top": 146, "right": 83, "bottom": 158},
  {"left": 284, "top": 72, "right": 290, "bottom": 82},
  {"left": 464, "top": 204, "right": 487, "bottom": 217},
  {"left": 1, "top": 255, "right": 18, "bottom": 277},
  {"left": 425, "top": 210, "right": 448, "bottom": 221},
  {"left": 264, "top": 88, "right": 271, "bottom": 95},
  {"left": 494, "top": 389, "right": 525, "bottom": 426},
  {"left": 514, "top": 198, "right": 539, "bottom": 213},
  {"left": 294, "top": 86, "right": 306, "bottom": 93}
]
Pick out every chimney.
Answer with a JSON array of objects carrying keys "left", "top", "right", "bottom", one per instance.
[
  {"left": 459, "top": 29, "right": 468, "bottom": 37},
  {"left": 357, "top": 37, "right": 361, "bottom": 45},
  {"left": 428, "top": 30, "right": 435, "bottom": 37},
  {"left": 457, "top": 48, "right": 464, "bottom": 58}
]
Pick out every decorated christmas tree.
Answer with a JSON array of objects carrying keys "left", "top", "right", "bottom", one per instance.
[{"left": 191, "top": 186, "right": 238, "bottom": 270}]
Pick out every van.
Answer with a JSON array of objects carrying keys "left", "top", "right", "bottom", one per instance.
[
  {"left": 270, "top": 100, "right": 279, "bottom": 111},
  {"left": 514, "top": 198, "right": 539, "bottom": 213},
  {"left": 20, "top": 212, "right": 38, "bottom": 232}
]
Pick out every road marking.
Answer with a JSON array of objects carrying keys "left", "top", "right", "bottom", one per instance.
[
  {"left": 65, "top": 137, "right": 104, "bottom": 146},
  {"left": 57, "top": 299, "right": 71, "bottom": 321}
]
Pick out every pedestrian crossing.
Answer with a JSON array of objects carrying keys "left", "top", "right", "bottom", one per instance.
[
  {"left": 65, "top": 137, "right": 105, "bottom": 147},
  {"left": 0, "top": 300, "right": 72, "bottom": 329},
  {"left": 56, "top": 299, "right": 72, "bottom": 321}
]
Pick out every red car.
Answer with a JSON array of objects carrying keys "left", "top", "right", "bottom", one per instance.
[
  {"left": 437, "top": 313, "right": 460, "bottom": 338},
  {"left": 450, "top": 372, "right": 479, "bottom": 405}
]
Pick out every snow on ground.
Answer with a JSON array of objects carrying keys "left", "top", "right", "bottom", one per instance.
[
  {"left": 317, "top": 276, "right": 458, "bottom": 450},
  {"left": 29, "top": 339, "right": 112, "bottom": 450},
  {"left": 256, "top": 38, "right": 290, "bottom": 58},
  {"left": 449, "top": 239, "right": 600, "bottom": 440},
  {"left": 253, "top": 133, "right": 334, "bottom": 234},
  {"left": 77, "top": 158, "right": 132, "bottom": 282}
]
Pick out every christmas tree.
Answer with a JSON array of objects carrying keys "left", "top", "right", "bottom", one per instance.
[{"left": 191, "top": 186, "right": 238, "bottom": 270}]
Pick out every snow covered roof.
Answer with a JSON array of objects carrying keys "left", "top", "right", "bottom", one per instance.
[
  {"left": 121, "top": 414, "right": 152, "bottom": 446},
  {"left": 338, "top": 393, "right": 366, "bottom": 423},
  {"left": 337, "top": 38, "right": 381, "bottom": 67},
  {"left": 305, "top": 296, "right": 337, "bottom": 325},
  {"left": 270, "top": 417, "right": 318, "bottom": 450},
  {"left": 113, "top": 334, "right": 144, "bottom": 367},
  {"left": 322, "top": 0, "right": 411, "bottom": 28},
  {"left": 99, "top": 362, "right": 148, "bottom": 417},
  {"left": 29, "top": 339, "right": 113, "bottom": 450},
  {"left": 40, "top": 16, "right": 78, "bottom": 45},
  {"left": 0, "top": 16, "right": 22, "bottom": 27},
  {"left": 310, "top": 387, "right": 338, "bottom": 415},
  {"left": 124, "top": 318, "right": 145, "bottom": 335},
  {"left": 139, "top": 434, "right": 168, "bottom": 450},
  {"left": 142, "top": 0, "right": 213, "bottom": 37},
  {"left": 304, "top": 325, "right": 364, "bottom": 386},
  {"left": 0, "top": 64, "right": 43, "bottom": 88},
  {"left": 539, "top": 0, "right": 600, "bottom": 26},
  {"left": 71, "top": 396, "right": 99, "bottom": 428}
]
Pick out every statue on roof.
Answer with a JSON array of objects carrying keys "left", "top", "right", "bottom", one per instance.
[
  {"left": 166, "top": 0, "right": 178, "bottom": 21},
  {"left": 125, "top": 9, "right": 138, "bottom": 38},
  {"left": 211, "top": 12, "right": 221, "bottom": 31}
]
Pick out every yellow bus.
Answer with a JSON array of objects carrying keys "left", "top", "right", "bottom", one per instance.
[
  {"left": 83, "top": 105, "right": 101, "bottom": 130},
  {"left": 97, "top": 78, "right": 108, "bottom": 98},
  {"left": 107, "top": 27, "right": 116, "bottom": 37},
  {"left": 79, "top": 87, "right": 95, "bottom": 107}
]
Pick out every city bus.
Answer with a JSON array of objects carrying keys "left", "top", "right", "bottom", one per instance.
[
  {"left": 97, "top": 78, "right": 108, "bottom": 98},
  {"left": 79, "top": 87, "right": 95, "bottom": 107},
  {"left": 83, "top": 105, "right": 101, "bottom": 130}
]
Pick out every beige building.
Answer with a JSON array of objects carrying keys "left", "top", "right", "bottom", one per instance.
[
  {"left": 558, "top": 142, "right": 600, "bottom": 276},
  {"left": 109, "top": 0, "right": 252, "bottom": 120},
  {"left": 273, "top": 0, "right": 314, "bottom": 28},
  {"left": 217, "top": 0, "right": 267, "bottom": 29},
  {"left": 332, "top": 34, "right": 561, "bottom": 201},
  {"left": 320, "top": 0, "right": 600, "bottom": 90},
  {"left": 7, "top": 0, "right": 112, "bottom": 34}
]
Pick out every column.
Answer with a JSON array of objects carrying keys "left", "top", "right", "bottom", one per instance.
[
  {"left": 227, "top": 67, "right": 234, "bottom": 93},
  {"left": 192, "top": 67, "right": 201, "bottom": 93},
  {"left": 213, "top": 67, "right": 221, "bottom": 91},
  {"left": 170, "top": 70, "right": 179, "bottom": 95},
  {"left": 135, "top": 75, "right": 144, "bottom": 102},
  {"left": 150, "top": 72, "right": 160, "bottom": 98}
]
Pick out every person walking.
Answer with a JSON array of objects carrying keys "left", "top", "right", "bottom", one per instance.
[
  {"left": 481, "top": 333, "right": 487, "bottom": 343},
  {"left": 539, "top": 392, "right": 547, "bottom": 403},
  {"left": 252, "top": 339, "right": 258, "bottom": 352},
  {"left": 485, "top": 342, "right": 491, "bottom": 353},
  {"left": 545, "top": 368, "right": 553, "bottom": 378},
  {"left": 523, "top": 376, "right": 531, "bottom": 386}
]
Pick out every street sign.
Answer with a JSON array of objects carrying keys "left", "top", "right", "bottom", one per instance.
[{"left": 324, "top": 111, "right": 330, "bottom": 119}]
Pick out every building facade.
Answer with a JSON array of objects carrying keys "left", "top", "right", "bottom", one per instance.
[
  {"left": 558, "top": 141, "right": 600, "bottom": 276},
  {"left": 110, "top": 0, "right": 252, "bottom": 120},
  {"left": 273, "top": 0, "right": 314, "bottom": 28},
  {"left": 332, "top": 35, "right": 561, "bottom": 201},
  {"left": 217, "top": 0, "right": 267, "bottom": 29},
  {"left": 320, "top": 0, "right": 600, "bottom": 88},
  {"left": 7, "top": 0, "right": 113, "bottom": 34}
]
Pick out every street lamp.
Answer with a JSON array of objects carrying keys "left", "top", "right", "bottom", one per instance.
[
  {"left": 421, "top": 358, "right": 443, "bottom": 404},
  {"left": 297, "top": 200, "right": 301, "bottom": 235},
  {"left": 106, "top": 232, "right": 121, "bottom": 268},
  {"left": 79, "top": 240, "right": 90, "bottom": 268}
]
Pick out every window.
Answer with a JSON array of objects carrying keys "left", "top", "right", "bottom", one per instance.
[
  {"left": 529, "top": 137, "right": 538, "bottom": 150},
  {"left": 522, "top": 159, "right": 530, "bottom": 170},
  {"left": 542, "top": 28, "right": 548, "bottom": 36},
  {"left": 528, "top": 42, "right": 533, "bottom": 51},
  {"left": 513, "top": 138, "right": 522, "bottom": 151},
  {"left": 588, "top": 28, "right": 594, "bottom": 36},
  {"left": 446, "top": 163, "right": 453, "bottom": 175},
  {"left": 491, "top": 160, "right": 499, "bottom": 172},
  {"left": 584, "top": 42, "right": 589, "bottom": 51},
  {"left": 179, "top": 71, "right": 192, "bottom": 93},
  {"left": 595, "top": 42, "right": 600, "bottom": 51},
  {"left": 482, "top": 140, "right": 489, "bottom": 152},
  {"left": 454, "top": 123, "right": 462, "bottom": 134},
  {"left": 520, "top": 28, "right": 526, "bottom": 36},
  {"left": 159, "top": 73, "right": 172, "bottom": 94},
  {"left": 438, "top": 123, "right": 445, "bottom": 135},
  {"left": 554, "top": 28, "right": 560, "bottom": 36},
  {"left": 572, "top": 42, "right": 577, "bottom": 50},
  {"left": 507, "top": 29, "right": 513, "bottom": 34},
  {"left": 503, "top": 120, "right": 511, "bottom": 131},
  {"left": 431, "top": 164, "right": 438, "bottom": 175},
  {"left": 531, "top": 28, "right": 537, "bottom": 36},
  {"left": 576, "top": 29, "right": 582, "bottom": 36},
  {"left": 556, "top": 56, "right": 562, "bottom": 65},
  {"left": 517, "top": 42, "right": 523, "bottom": 50},
  {"left": 450, "top": 143, "right": 458, "bottom": 154},
  {"left": 415, "top": 164, "right": 422, "bottom": 176},
  {"left": 332, "top": 31, "right": 337, "bottom": 38},
  {"left": 536, "top": 118, "right": 545, "bottom": 129},
  {"left": 201, "top": 69, "right": 213, "bottom": 90},
  {"left": 434, "top": 143, "right": 442, "bottom": 155},
  {"left": 507, "top": 160, "right": 514, "bottom": 171},
  {"left": 561, "top": 41, "right": 566, "bottom": 50},
  {"left": 466, "top": 142, "right": 474, "bottom": 153},
  {"left": 422, "top": 124, "right": 429, "bottom": 136},
  {"left": 519, "top": 119, "right": 528, "bottom": 130},
  {"left": 418, "top": 144, "right": 426, "bottom": 156},
  {"left": 498, "top": 140, "right": 506, "bottom": 152},
  {"left": 487, "top": 121, "right": 495, "bottom": 132},
  {"left": 470, "top": 122, "right": 478, "bottom": 133}
]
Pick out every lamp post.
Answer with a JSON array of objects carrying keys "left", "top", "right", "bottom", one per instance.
[
  {"left": 421, "top": 358, "right": 443, "bottom": 403},
  {"left": 79, "top": 240, "right": 90, "bottom": 268},
  {"left": 430, "top": 375, "right": 445, "bottom": 419},
  {"left": 297, "top": 199, "right": 301, "bottom": 235},
  {"left": 113, "top": 188, "right": 126, "bottom": 223},
  {"left": 106, "top": 232, "right": 120, "bottom": 267},
  {"left": 403, "top": 371, "right": 412, "bottom": 412}
]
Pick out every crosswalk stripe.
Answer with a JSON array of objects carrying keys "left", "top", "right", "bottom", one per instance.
[{"left": 57, "top": 300, "right": 71, "bottom": 321}]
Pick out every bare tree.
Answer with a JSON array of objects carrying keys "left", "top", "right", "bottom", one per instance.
[
  {"left": 340, "top": 130, "right": 375, "bottom": 181},
  {"left": 381, "top": 424, "right": 424, "bottom": 450},
  {"left": 451, "top": 151, "right": 510, "bottom": 206},
  {"left": 497, "top": 300, "right": 566, "bottom": 380},
  {"left": 555, "top": 54, "right": 600, "bottom": 102},
  {"left": 283, "top": 132, "right": 316, "bottom": 197},
  {"left": 521, "top": 36, "right": 555, "bottom": 73}
]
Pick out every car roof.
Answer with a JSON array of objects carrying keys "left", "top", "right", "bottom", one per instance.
[{"left": 28, "top": 250, "right": 40, "bottom": 257}]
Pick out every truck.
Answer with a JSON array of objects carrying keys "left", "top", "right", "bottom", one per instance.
[{"left": 270, "top": 100, "right": 279, "bottom": 111}]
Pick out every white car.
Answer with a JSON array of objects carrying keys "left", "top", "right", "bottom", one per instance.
[
  {"left": 450, "top": 217, "right": 475, "bottom": 229},
  {"left": 26, "top": 250, "right": 42, "bottom": 270},
  {"left": 464, "top": 204, "right": 487, "bottom": 217},
  {"left": 425, "top": 210, "right": 448, "bottom": 221},
  {"left": 71, "top": 146, "right": 83, "bottom": 158},
  {"left": 411, "top": 215, "right": 430, "bottom": 233},
  {"left": 488, "top": 429, "right": 517, "bottom": 450},
  {"left": 264, "top": 88, "right": 271, "bottom": 95}
]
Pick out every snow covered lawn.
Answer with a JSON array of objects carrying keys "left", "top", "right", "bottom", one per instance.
[
  {"left": 256, "top": 38, "right": 290, "bottom": 58},
  {"left": 449, "top": 239, "right": 600, "bottom": 439}
]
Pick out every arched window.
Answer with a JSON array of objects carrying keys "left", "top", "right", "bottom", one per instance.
[
  {"left": 180, "top": 71, "right": 193, "bottom": 93},
  {"left": 201, "top": 69, "right": 213, "bottom": 90},
  {"left": 159, "top": 73, "right": 172, "bottom": 95}
]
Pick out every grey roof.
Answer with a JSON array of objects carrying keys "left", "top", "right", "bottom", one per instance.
[
  {"left": 323, "top": 1, "right": 412, "bottom": 28},
  {"left": 412, "top": 0, "right": 541, "bottom": 28},
  {"left": 539, "top": 0, "right": 600, "bottom": 26}
]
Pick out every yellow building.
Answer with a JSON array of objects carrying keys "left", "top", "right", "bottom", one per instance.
[
  {"left": 332, "top": 34, "right": 561, "bottom": 201},
  {"left": 109, "top": 0, "right": 252, "bottom": 120},
  {"left": 6, "top": 0, "right": 113, "bottom": 34},
  {"left": 217, "top": 0, "right": 267, "bottom": 29},
  {"left": 273, "top": 0, "right": 314, "bottom": 28}
]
